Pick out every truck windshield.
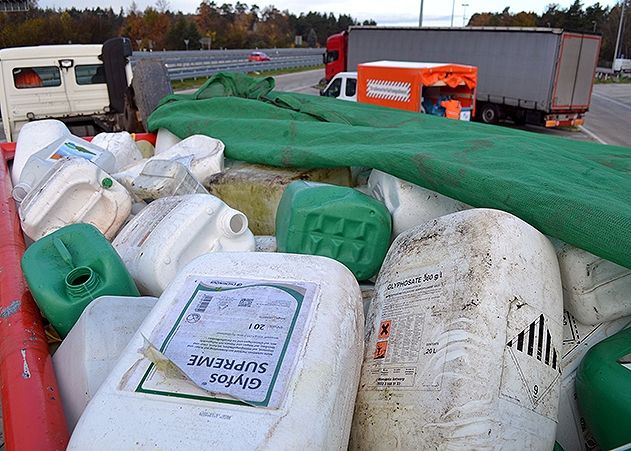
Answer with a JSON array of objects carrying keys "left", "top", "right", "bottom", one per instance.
[{"left": 13, "top": 66, "right": 61, "bottom": 89}]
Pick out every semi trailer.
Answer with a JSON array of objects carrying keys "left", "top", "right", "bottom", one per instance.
[{"left": 324, "top": 27, "right": 601, "bottom": 127}]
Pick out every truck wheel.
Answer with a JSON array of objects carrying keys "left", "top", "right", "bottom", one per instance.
[{"left": 479, "top": 104, "right": 499, "bottom": 124}]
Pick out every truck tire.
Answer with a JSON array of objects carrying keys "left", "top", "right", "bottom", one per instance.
[{"left": 479, "top": 103, "right": 499, "bottom": 124}]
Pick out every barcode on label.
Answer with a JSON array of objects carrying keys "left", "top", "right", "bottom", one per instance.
[
  {"left": 238, "top": 298, "right": 253, "bottom": 307},
  {"left": 195, "top": 294, "right": 213, "bottom": 313}
]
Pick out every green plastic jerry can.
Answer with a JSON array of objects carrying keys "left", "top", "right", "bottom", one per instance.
[
  {"left": 21, "top": 223, "right": 139, "bottom": 337},
  {"left": 275, "top": 181, "right": 392, "bottom": 280},
  {"left": 575, "top": 326, "right": 631, "bottom": 450}
]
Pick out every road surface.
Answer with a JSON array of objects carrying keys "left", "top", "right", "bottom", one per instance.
[
  {"left": 581, "top": 84, "right": 631, "bottom": 146},
  {"left": 274, "top": 69, "right": 631, "bottom": 146}
]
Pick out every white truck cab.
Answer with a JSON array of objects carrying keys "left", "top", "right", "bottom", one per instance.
[
  {"left": 0, "top": 37, "right": 169, "bottom": 143},
  {"left": 320, "top": 71, "right": 357, "bottom": 101}
]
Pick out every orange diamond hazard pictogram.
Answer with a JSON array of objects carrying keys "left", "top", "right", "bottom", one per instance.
[
  {"left": 378, "top": 320, "right": 391, "bottom": 340},
  {"left": 374, "top": 341, "right": 388, "bottom": 359}
]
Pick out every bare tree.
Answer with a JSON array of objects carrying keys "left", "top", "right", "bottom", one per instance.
[{"left": 156, "top": 0, "right": 171, "bottom": 13}]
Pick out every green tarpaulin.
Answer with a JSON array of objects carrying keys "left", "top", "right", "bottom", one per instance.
[{"left": 148, "top": 73, "right": 631, "bottom": 269}]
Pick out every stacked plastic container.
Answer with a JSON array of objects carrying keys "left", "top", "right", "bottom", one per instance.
[{"left": 8, "top": 121, "right": 631, "bottom": 451}]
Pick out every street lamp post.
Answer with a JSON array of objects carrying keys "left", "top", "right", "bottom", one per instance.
[
  {"left": 614, "top": 1, "right": 626, "bottom": 62},
  {"left": 451, "top": 0, "right": 456, "bottom": 27},
  {"left": 462, "top": 3, "right": 469, "bottom": 27},
  {"left": 419, "top": 0, "right": 424, "bottom": 27}
]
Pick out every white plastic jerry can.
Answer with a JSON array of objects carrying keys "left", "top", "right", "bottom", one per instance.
[
  {"left": 112, "top": 134, "right": 225, "bottom": 191},
  {"left": 11, "top": 119, "right": 70, "bottom": 185},
  {"left": 367, "top": 169, "right": 470, "bottom": 240},
  {"left": 129, "top": 159, "right": 208, "bottom": 202},
  {"left": 52, "top": 295, "right": 158, "bottom": 431},
  {"left": 112, "top": 194, "right": 256, "bottom": 296},
  {"left": 68, "top": 252, "right": 364, "bottom": 450},
  {"left": 13, "top": 134, "right": 116, "bottom": 202},
  {"left": 19, "top": 158, "right": 132, "bottom": 241},
  {"left": 556, "top": 311, "right": 631, "bottom": 451},
  {"left": 554, "top": 241, "right": 631, "bottom": 325},
  {"left": 90, "top": 131, "right": 144, "bottom": 172},
  {"left": 350, "top": 209, "right": 564, "bottom": 450}
]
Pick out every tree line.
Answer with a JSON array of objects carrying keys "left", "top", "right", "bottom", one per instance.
[
  {"left": 0, "top": 0, "right": 628, "bottom": 66},
  {"left": 468, "top": 1, "right": 630, "bottom": 66},
  {"left": 0, "top": 0, "right": 375, "bottom": 51}
]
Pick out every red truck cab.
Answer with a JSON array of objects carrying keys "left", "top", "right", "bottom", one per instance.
[{"left": 324, "top": 31, "right": 347, "bottom": 82}]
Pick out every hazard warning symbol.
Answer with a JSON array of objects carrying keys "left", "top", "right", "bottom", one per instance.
[
  {"left": 499, "top": 300, "right": 562, "bottom": 421},
  {"left": 374, "top": 341, "right": 388, "bottom": 359},
  {"left": 378, "top": 320, "right": 391, "bottom": 339}
]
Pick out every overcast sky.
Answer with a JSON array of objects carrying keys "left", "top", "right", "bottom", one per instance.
[{"left": 37, "top": 1, "right": 619, "bottom": 26}]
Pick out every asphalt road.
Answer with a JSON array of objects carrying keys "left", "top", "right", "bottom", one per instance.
[{"left": 581, "top": 84, "right": 631, "bottom": 147}]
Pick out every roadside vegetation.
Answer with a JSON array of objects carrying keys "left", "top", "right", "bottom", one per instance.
[{"left": 594, "top": 76, "right": 631, "bottom": 84}]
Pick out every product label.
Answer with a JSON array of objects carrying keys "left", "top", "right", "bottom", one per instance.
[
  {"left": 136, "top": 276, "right": 317, "bottom": 409},
  {"left": 47, "top": 140, "right": 102, "bottom": 161},
  {"left": 361, "top": 267, "right": 453, "bottom": 391}
]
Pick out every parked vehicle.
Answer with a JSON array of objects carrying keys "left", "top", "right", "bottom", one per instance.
[
  {"left": 324, "top": 27, "right": 601, "bottom": 127},
  {"left": 322, "top": 61, "right": 477, "bottom": 121},
  {"left": 612, "top": 58, "right": 631, "bottom": 74},
  {"left": 248, "top": 51, "right": 270, "bottom": 62},
  {"left": 320, "top": 71, "right": 358, "bottom": 101},
  {"left": 0, "top": 37, "right": 171, "bottom": 142}
]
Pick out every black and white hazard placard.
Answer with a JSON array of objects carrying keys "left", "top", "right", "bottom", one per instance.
[{"left": 500, "top": 300, "right": 562, "bottom": 421}]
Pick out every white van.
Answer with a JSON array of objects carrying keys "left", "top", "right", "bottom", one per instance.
[{"left": 320, "top": 71, "right": 357, "bottom": 101}]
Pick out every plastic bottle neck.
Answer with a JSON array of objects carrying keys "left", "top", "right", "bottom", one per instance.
[
  {"left": 65, "top": 266, "right": 100, "bottom": 299},
  {"left": 219, "top": 209, "right": 248, "bottom": 238}
]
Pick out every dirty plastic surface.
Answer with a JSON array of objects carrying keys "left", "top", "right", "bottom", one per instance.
[
  {"left": 113, "top": 194, "right": 255, "bottom": 296},
  {"left": 21, "top": 223, "right": 140, "bottom": 337},
  {"left": 555, "top": 241, "right": 631, "bottom": 325},
  {"left": 367, "top": 169, "right": 470, "bottom": 239},
  {"left": 19, "top": 158, "right": 132, "bottom": 241},
  {"left": 53, "top": 295, "right": 158, "bottom": 431},
  {"left": 576, "top": 326, "right": 631, "bottom": 450},
  {"left": 276, "top": 181, "right": 391, "bottom": 280},
  {"left": 130, "top": 159, "right": 207, "bottom": 202},
  {"left": 205, "top": 161, "right": 352, "bottom": 235},
  {"left": 68, "top": 252, "right": 363, "bottom": 450},
  {"left": 556, "top": 311, "right": 631, "bottom": 450},
  {"left": 351, "top": 209, "right": 563, "bottom": 449}
]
